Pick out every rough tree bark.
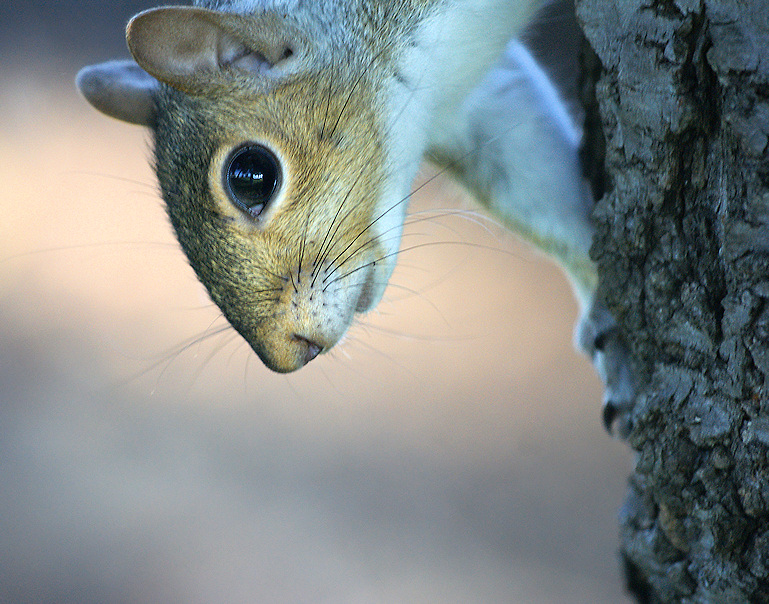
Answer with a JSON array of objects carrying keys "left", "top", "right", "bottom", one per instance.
[{"left": 574, "top": 0, "right": 769, "bottom": 601}]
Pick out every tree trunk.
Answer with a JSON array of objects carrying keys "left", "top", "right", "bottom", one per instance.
[{"left": 574, "top": 0, "right": 769, "bottom": 601}]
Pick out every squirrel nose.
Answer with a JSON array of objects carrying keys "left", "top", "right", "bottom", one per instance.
[{"left": 293, "top": 334, "right": 323, "bottom": 365}]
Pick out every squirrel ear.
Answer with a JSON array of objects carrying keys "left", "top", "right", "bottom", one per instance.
[
  {"left": 76, "top": 60, "right": 158, "bottom": 127},
  {"left": 126, "top": 7, "right": 300, "bottom": 95}
]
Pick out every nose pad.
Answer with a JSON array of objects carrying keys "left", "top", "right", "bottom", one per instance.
[{"left": 293, "top": 334, "right": 323, "bottom": 365}]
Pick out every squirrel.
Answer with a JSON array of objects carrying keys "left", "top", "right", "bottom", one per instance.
[{"left": 77, "top": 1, "right": 635, "bottom": 431}]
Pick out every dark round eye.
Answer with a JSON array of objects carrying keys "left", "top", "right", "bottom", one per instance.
[{"left": 224, "top": 144, "right": 281, "bottom": 217}]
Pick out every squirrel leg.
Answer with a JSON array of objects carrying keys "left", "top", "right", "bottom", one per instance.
[{"left": 431, "top": 40, "right": 637, "bottom": 434}]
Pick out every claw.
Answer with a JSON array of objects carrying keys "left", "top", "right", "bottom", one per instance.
[
  {"left": 602, "top": 398, "right": 634, "bottom": 437},
  {"left": 602, "top": 401, "right": 618, "bottom": 433},
  {"left": 593, "top": 329, "right": 608, "bottom": 353},
  {"left": 576, "top": 295, "right": 637, "bottom": 438}
]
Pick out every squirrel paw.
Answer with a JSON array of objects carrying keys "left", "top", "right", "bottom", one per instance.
[{"left": 575, "top": 298, "right": 636, "bottom": 438}]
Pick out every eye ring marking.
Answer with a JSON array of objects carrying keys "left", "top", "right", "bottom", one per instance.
[{"left": 224, "top": 144, "right": 282, "bottom": 218}]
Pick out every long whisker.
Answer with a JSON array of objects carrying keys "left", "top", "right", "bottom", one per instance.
[
  {"left": 182, "top": 330, "right": 243, "bottom": 395},
  {"left": 310, "top": 169, "right": 366, "bottom": 284},
  {"left": 334, "top": 276, "right": 449, "bottom": 321},
  {"left": 321, "top": 174, "right": 450, "bottom": 283},
  {"left": 311, "top": 160, "right": 376, "bottom": 282},
  {"left": 322, "top": 116, "right": 526, "bottom": 285},
  {"left": 328, "top": 207, "right": 491, "bottom": 277},
  {"left": 338, "top": 330, "right": 418, "bottom": 378},
  {"left": 325, "top": 203, "right": 494, "bottom": 279},
  {"left": 296, "top": 203, "right": 313, "bottom": 284},
  {"left": 68, "top": 170, "right": 158, "bottom": 191},
  {"left": 325, "top": 239, "right": 526, "bottom": 290},
  {"left": 355, "top": 320, "right": 489, "bottom": 343},
  {"left": 1, "top": 241, "right": 177, "bottom": 266},
  {"left": 311, "top": 194, "right": 347, "bottom": 282},
  {"left": 108, "top": 322, "right": 235, "bottom": 390},
  {"left": 404, "top": 207, "right": 503, "bottom": 235}
]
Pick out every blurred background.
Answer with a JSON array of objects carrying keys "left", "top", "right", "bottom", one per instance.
[{"left": 0, "top": 1, "right": 633, "bottom": 602}]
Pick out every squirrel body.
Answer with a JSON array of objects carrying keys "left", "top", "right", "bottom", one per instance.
[{"left": 78, "top": 0, "right": 628, "bottom": 402}]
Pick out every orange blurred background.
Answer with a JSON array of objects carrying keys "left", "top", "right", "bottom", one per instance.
[{"left": 0, "top": 2, "right": 632, "bottom": 602}]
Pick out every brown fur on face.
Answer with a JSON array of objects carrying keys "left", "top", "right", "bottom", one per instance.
[{"left": 154, "top": 49, "right": 391, "bottom": 372}]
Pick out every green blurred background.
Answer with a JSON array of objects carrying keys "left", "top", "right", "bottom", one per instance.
[{"left": 0, "top": 2, "right": 633, "bottom": 602}]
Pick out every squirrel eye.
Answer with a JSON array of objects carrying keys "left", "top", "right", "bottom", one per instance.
[{"left": 224, "top": 144, "right": 281, "bottom": 217}]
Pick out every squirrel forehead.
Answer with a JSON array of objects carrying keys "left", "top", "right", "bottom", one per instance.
[
  {"left": 158, "top": 71, "right": 387, "bottom": 196},
  {"left": 153, "top": 46, "right": 387, "bottom": 144},
  {"left": 153, "top": 69, "right": 388, "bottom": 229}
]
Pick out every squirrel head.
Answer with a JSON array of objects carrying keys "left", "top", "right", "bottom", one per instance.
[{"left": 77, "top": 6, "right": 424, "bottom": 373}]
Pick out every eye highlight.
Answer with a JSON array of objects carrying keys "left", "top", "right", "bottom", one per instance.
[{"left": 224, "top": 144, "right": 281, "bottom": 218}]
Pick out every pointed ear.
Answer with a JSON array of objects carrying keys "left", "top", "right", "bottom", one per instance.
[
  {"left": 76, "top": 60, "right": 159, "bottom": 127},
  {"left": 126, "top": 7, "right": 301, "bottom": 95}
]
